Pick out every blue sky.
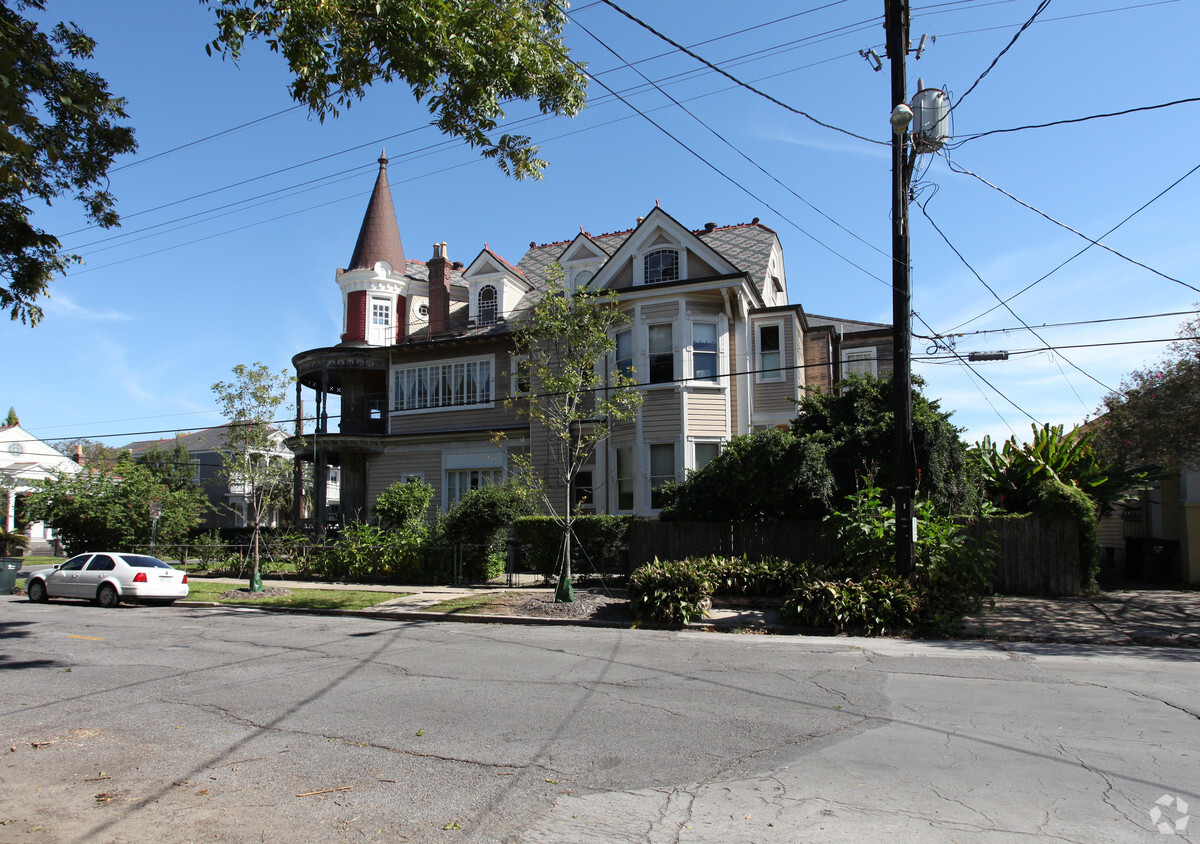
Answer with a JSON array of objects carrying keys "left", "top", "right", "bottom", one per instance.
[{"left": 6, "top": 0, "right": 1198, "bottom": 451}]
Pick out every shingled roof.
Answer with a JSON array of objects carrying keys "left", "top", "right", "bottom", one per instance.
[{"left": 347, "top": 154, "right": 406, "bottom": 271}]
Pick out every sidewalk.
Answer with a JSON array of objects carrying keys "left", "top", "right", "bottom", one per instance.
[{"left": 13, "top": 568, "right": 1200, "bottom": 646}]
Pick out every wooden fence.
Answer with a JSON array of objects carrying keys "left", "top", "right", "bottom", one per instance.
[{"left": 627, "top": 516, "right": 1081, "bottom": 596}]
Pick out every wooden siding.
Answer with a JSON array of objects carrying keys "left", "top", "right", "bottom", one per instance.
[
  {"left": 366, "top": 449, "right": 443, "bottom": 513},
  {"left": 641, "top": 389, "right": 681, "bottom": 439},
  {"left": 804, "top": 330, "right": 833, "bottom": 391},
  {"left": 752, "top": 318, "right": 797, "bottom": 422},
  {"left": 728, "top": 330, "right": 740, "bottom": 434},
  {"left": 686, "top": 390, "right": 727, "bottom": 437},
  {"left": 388, "top": 345, "right": 524, "bottom": 433},
  {"left": 641, "top": 301, "right": 679, "bottom": 321}
]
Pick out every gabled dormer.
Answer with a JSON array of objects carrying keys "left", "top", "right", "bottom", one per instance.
[
  {"left": 591, "top": 206, "right": 738, "bottom": 291},
  {"left": 462, "top": 247, "right": 533, "bottom": 327},
  {"left": 557, "top": 231, "right": 610, "bottom": 292}
]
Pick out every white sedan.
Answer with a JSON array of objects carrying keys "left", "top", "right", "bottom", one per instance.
[{"left": 26, "top": 553, "right": 189, "bottom": 608}]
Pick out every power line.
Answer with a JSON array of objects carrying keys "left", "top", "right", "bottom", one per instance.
[
  {"left": 952, "top": 96, "right": 1200, "bottom": 145},
  {"left": 950, "top": 0, "right": 1052, "bottom": 112},
  {"left": 942, "top": 160, "right": 1200, "bottom": 333},
  {"left": 915, "top": 308, "right": 1200, "bottom": 340},
  {"left": 942, "top": 154, "right": 1200, "bottom": 294},
  {"left": 598, "top": 0, "right": 886, "bottom": 146}
]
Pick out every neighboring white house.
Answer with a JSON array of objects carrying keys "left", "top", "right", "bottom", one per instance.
[{"left": 0, "top": 424, "right": 83, "bottom": 551}]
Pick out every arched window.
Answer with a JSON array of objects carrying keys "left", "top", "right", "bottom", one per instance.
[
  {"left": 478, "top": 284, "right": 498, "bottom": 326},
  {"left": 643, "top": 249, "right": 679, "bottom": 283}
]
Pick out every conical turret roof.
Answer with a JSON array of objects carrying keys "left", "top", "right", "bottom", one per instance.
[{"left": 347, "top": 152, "right": 406, "bottom": 271}]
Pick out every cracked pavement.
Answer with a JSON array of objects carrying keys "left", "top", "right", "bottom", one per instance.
[{"left": 1, "top": 600, "right": 1197, "bottom": 842}]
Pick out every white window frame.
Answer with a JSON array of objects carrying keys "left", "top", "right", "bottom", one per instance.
[
  {"left": 690, "top": 321, "right": 720, "bottom": 383},
  {"left": 478, "top": 283, "right": 498, "bottom": 326},
  {"left": 614, "top": 445, "right": 635, "bottom": 512},
  {"left": 690, "top": 439, "right": 722, "bottom": 473},
  {"left": 755, "top": 321, "right": 785, "bottom": 383},
  {"left": 391, "top": 354, "right": 495, "bottom": 414},
  {"left": 647, "top": 322, "right": 674, "bottom": 385},
  {"left": 643, "top": 248, "right": 680, "bottom": 284},
  {"left": 444, "top": 468, "right": 503, "bottom": 508},
  {"left": 368, "top": 295, "right": 393, "bottom": 346},
  {"left": 842, "top": 348, "right": 877, "bottom": 379},
  {"left": 648, "top": 442, "right": 676, "bottom": 512},
  {"left": 510, "top": 355, "right": 530, "bottom": 396}
]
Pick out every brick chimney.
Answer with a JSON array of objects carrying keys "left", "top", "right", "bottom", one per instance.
[
  {"left": 73, "top": 444, "right": 86, "bottom": 465},
  {"left": 428, "top": 242, "right": 450, "bottom": 335}
]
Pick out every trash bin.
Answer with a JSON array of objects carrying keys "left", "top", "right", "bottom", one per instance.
[{"left": 0, "top": 559, "right": 20, "bottom": 595}]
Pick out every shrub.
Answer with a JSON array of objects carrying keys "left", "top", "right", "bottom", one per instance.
[
  {"left": 307, "top": 522, "right": 448, "bottom": 583},
  {"left": 440, "top": 481, "right": 538, "bottom": 581},
  {"left": 1033, "top": 477, "right": 1100, "bottom": 591},
  {"left": 628, "top": 559, "right": 712, "bottom": 626},
  {"left": 627, "top": 555, "right": 812, "bottom": 626},
  {"left": 782, "top": 575, "right": 919, "bottom": 635},
  {"left": 374, "top": 479, "right": 435, "bottom": 530},
  {"left": 511, "top": 515, "right": 636, "bottom": 579}
]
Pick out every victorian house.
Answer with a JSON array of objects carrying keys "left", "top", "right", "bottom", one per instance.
[{"left": 290, "top": 156, "right": 891, "bottom": 523}]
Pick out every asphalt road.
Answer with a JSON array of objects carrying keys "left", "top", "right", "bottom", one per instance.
[{"left": 1, "top": 599, "right": 1197, "bottom": 843}]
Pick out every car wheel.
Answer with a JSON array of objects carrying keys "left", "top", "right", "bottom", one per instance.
[
  {"left": 27, "top": 579, "right": 48, "bottom": 603},
  {"left": 97, "top": 584, "right": 120, "bottom": 609}
]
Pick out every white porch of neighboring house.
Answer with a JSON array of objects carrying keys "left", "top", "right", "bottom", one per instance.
[{"left": 0, "top": 424, "right": 84, "bottom": 553}]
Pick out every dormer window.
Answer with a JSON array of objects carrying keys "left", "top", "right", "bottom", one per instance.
[
  {"left": 644, "top": 249, "right": 679, "bottom": 283},
  {"left": 478, "top": 284, "right": 498, "bottom": 326}
]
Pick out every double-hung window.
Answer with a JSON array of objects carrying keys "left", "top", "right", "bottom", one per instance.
[
  {"left": 649, "top": 443, "right": 675, "bottom": 510},
  {"left": 393, "top": 356, "right": 493, "bottom": 412},
  {"left": 757, "top": 324, "right": 782, "bottom": 381},
  {"left": 843, "top": 349, "right": 876, "bottom": 378},
  {"left": 648, "top": 323, "right": 674, "bottom": 384},
  {"left": 692, "top": 322, "right": 718, "bottom": 381},
  {"left": 615, "top": 330, "right": 633, "bottom": 380},
  {"left": 445, "top": 468, "right": 502, "bottom": 506},
  {"left": 615, "top": 446, "right": 634, "bottom": 511}
]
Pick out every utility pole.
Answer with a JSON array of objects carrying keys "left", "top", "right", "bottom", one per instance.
[{"left": 886, "top": 0, "right": 916, "bottom": 576}]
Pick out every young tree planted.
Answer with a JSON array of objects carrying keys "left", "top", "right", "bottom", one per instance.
[
  {"left": 509, "top": 265, "right": 641, "bottom": 601},
  {"left": 211, "top": 363, "right": 293, "bottom": 592},
  {"left": 201, "top": 0, "right": 588, "bottom": 181}
]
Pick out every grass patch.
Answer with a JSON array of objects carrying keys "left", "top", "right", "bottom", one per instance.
[
  {"left": 184, "top": 581, "right": 411, "bottom": 611},
  {"left": 422, "top": 593, "right": 517, "bottom": 614}
]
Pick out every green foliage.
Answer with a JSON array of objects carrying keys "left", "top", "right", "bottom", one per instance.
[
  {"left": 440, "top": 481, "right": 538, "bottom": 581},
  {"left": 0, "top": 526, "right": 29, "bottom": 556},
  {"left": 373, "top": 478, "right": 435, "bottom": 531},
  {"left": 782, "top": 575, "right": 919, "bottom": 636},
  {"left": 4, "top": 407, "right": 17, "bottom": 426},
  {"left": 212, "top": 362, "right": 294, "bottom": 589},
  {"left": 792, "top": 374, "right": 985, "bottom": 515},
  {"left": 974, "top": 423, "right": 1149, "bottom": 515},
  {"left": 658, "top": 428, "right": 833, "bottom": 521},
  {"left": 508, "top": 264, "right": 642, "bottom": 593},
  {"left": 24, "top": 459, "right": 208, "bottom": 556},
  {"left": 1093, "top": 309, "right": 1200, "bottom": 472},
  {"left": 628, "top": 555, "right": 811, "bottom": 627},
  {"left": 202, "top": 0, "right": 588, "bottom": 181},
  {"left": 136, "top": 441, "right": 202, "bottom": 493},
  {"left": 306, "top": 522, "right": 447, "bottom": 583},
  {"left": 628, "top": 559, "right": 713, "bottom": 627},
  {"left": 511, "top": 515, "right": 636, "bottom": 579},
  {"left": 1033, "top": 477, "right": 1100, "bottom": 592},
  {"left": 815, "top": 484, "right": 997, "bottom": 634},
  {"left": 0, "top": 0, "right": 137, "bottom": 324},
  {"left": 52, "top": 437, "right": 126, "bottom": 472}
]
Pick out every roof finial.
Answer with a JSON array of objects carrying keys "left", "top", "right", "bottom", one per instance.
[
  {"left": 379, "top": 147, "right": 388, "bottom": 166},
  {"left": 656, "top": 198, "right": 661, "bottom": 207},
  {"left": 580, "top": 224, "right": 585, "bottom": 233}
]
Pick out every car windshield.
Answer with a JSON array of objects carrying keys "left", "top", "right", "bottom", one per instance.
[{"left": 122, "top": 555, "right": 173, "bottom": 569}]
